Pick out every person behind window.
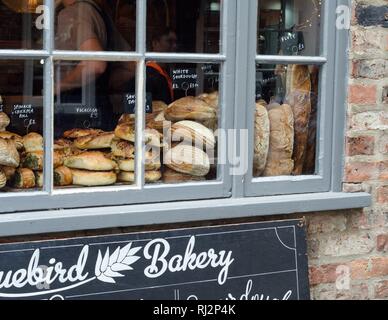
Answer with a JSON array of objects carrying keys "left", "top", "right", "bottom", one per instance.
[{"left": 146, "top": 29, "right": 177, "bottom": 105}]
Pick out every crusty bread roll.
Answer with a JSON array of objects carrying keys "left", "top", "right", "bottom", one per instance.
[
  {"left": 0, "top": 169, "right": 6, "bottom": 188},
  {"left": 165, "top": 97, "right": 217, "bottom": 122},
  {"left": 111, "top": 138, "right": 135, "bottom": 158},
  {"left": 23, "top": 132, "right": 43, "bottom": 152},
  {"left": 0, "top": 132, "right": 23, "bottom": 151},
  {"left": 0, "top": 112, "right": 10, "bottom": 132},
  {"left": 22, "top": 150, "right": 64, "bottom": 170},
  {"left": 253, "top": 104, "right": 270, "bottom": 177},
  {"left": 117, "top": 155, "right": 161, "bottom": 172},
  {"left": 117, "top": 170, "right": 161, "bottom": 183},
  {"left": 64, "top": 151, "right": 118, "bottom": 171},
  {"left": 13, "top": 168, "right": 36, "bottom": 189},
  {"left": 286, "top": 65, "right": 312, "bottom": 175},
  {"left": 71, "top": 169, "right": 117, "bottom": 186},
  {"left": 114, "top": 123, "right": 135, "bottom": 142},
  {"left": 34, "top": 171, "right": 44, "bottom": 188},
  {"left": 63, "top": 128, "right": 104, "bottom": 139},
  {"left": 0, "top": 138, "right": 20, "bottom": 168},
  {"left": 164, "top": 145, "right": 210, "bottom": 177},
  {"left": 163, "top": 167, "right": 206, "bottom": 184},
  {"left": 74, "top": 132, "right": 115, "bottom": 150},
  {"left": 1, "top": 166, "right": 15, "bottom": 181},
  {"left": 54, "top": 166, "right": 73, "bottom": 186},
  {"left": 263, "top": 104, "right": 294, "bottom": 176}
]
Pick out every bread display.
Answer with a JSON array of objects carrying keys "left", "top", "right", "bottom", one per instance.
[
  {"left": 54, "top": 166, "right": 73, "bottom": 186},
  {"left": 117, "top": 170, "right": 162, "bottom": 183},
  {"left": 253, "top": 103, "right": 270, "bottom": 177},
  {"left": 63, "top": 128, "right": 104, "bottom": 139},
  {"left": 0, "top": 112, "right": 10, "bottom": 132},
  {"left": 23, "top": 132, "right": 43, "bottom": 153},
  {"left": 64, "top": 151, "right": 118, "bottom": 172},
  {"left": 165, "top": 97, "right": 217, "bottom": 122},
  {"left": 263, "top": 104, "right": 294, "bottom": 177},
  {"left": 164, "top": 145, "right": 210, "bottom": 177},
  {"left": 0, "top": 132, "right": 23, "bottom": 150},
  {"left": 0, "top": 169, "right": 6, "bottom": 189},
  {"left": 163, "top": 167, "right": 206, "bottom": 184},
  {"left": 71, "top": 169, "right": 117, "bottom": 187},
  {"left": 13, "top": 168, "right": 36, "bottom": 189},
  {"left": 286, "top": 65, "right": 312, "bottom": 175},
  {"left": 170, "top": 121, "right": 216, "bottom": 150},
  {"left": 34, "top": 171, "right": 43, "bottom": 188},
  {"left": 111, "top": 138, "right": 135, "bottom": 158},
  {"left": 74, "top": 132, "right": 115, "bottom": 150},
  {"left": 0, "top": 138, "right": 20, "bottom": 168}
]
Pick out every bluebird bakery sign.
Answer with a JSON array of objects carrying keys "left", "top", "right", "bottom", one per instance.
[{"left": 0, "top": 220, "right": 310, "bottom": 300}]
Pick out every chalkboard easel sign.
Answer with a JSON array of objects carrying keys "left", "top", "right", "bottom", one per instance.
[{"left": 0, "top": 220, "right": 310, "bottom": 300}]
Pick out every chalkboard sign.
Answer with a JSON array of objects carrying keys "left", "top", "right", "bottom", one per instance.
[
  {"left": 0, "top": 220, "right": 310, "bottom": 300},
  {"left": 123, "top": 93, "right": 153, "bottom": 114},
  {"left": 172, "top": 68, "right": 199, "bottom": 93},
  {"left": 280, "top": 32, "right": 305, "bottom": 55}
]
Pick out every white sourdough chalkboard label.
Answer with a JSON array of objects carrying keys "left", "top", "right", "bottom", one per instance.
[
  {"left": 0, "top": 220, "right": 309, "bottom": 300},
  {"left": 172, "top": 68, "right": 199, "bottom": 93}
]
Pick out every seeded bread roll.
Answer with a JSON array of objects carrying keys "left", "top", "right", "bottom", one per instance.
[
  {"left": 116, "top": 155, "right": 161, "bottom": 172},
  {"left": 253, "top": 104, "right": 270, "bottom": 177},
  {"left": 162, "top": 167, "right": 206, "bottom": 184},
  {"left": 0, "top": 112, "right": 10, "bottom": 132},
  {"left": 13, "top": 168, "right": 36, "bottom": 189},
  {"left": 64, "top": 151, "right": 118, "bottom": 171},
  {"left": 0, "top": 138, "right": 20, "bottom": 168},
  {"left": 111, "top": 138, "right": 135, "bottom": 158},
  {"left": 263, "top": 104, "right": 294, "bottom": 177},
  {"left": 63, "top": 128, "right": 104, "bottom": 139},
  {"left": 71, "top": 169, "right": 117, "bottom": 186},
  {"left": 117, "top": 170, "right": 161, "bottom": 183},
  {"left": 23, "top": 132, "right": 43, "bottom": 152},
  {"left": 74, "top": 132, "right": 115, "bottom": 150},
  {"left": 114, "top": 123, "right": 135, "bottom": 142},
  {"left": 0, "top": 131, "right": 23, "bottom": 150},
  {"left": 54, "top": 166, "right": 73, "bottom": 186}
]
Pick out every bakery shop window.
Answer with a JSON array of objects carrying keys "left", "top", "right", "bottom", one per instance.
[
  {"left": 147, "top": 0, "right": 221, "bottom": 53},
  {"left": 257, "top": 0, "right": 321, "bottom": 56},
  {"left": 55, "top": 0, "right": 136, "bottom": 52},
  {"left": 254, "top": 64, "right": 319, "bottom": 177},
  {"left": 0, "top": 1, "right": 43, "bottom": 49},
  {"left": 0, "top": 60, "right": 44, "bottom": 192}
]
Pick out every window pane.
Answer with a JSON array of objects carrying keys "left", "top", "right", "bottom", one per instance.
[
  {"left": 254, "top": 64, "right": 319, "bottom": 177},
  {"left": 147, "top": 0, "right": 221, "bottom": 53},
  {"left": 257, "top": 0, "right": 321, "bottom": 56},
  {"left": 0, "top": 59, "right": 44, "bottom": 192},
  {"left": 55, "top": 0, "right": 135, "bottom": 51},
  {"left": 0, "top": 1, "right": 43, "bottom": 49},
  {"left": 144, "top": 61, "right": 220, "bottom": 184},
  {"left": 54, "top": 60, "right": 137, "bottom": 189}
]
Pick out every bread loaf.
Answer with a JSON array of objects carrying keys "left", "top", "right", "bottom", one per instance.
[
  {"left": 170, "top": 121, "right": 216, "bottom": 150},
  {"left": 64, "top": 151, "right": 118, "bottom": 171},
  {"left": 286, "top": 65, "right": 312, "bottom": 175},
  {"left": 23, "top": 132, "right": 43, "bottom": 152},
  {"left": 165, "top": 97, "right": 216, "bottom": 122},
  {"left": 54, "top": 166, "right": 73, "bottom": 186},
  {"left": 163, "top": 167, "right": 206, "bottom": 184},
  {"left": 253, "top": 104, "right": 270, "bottom": 177},
  {"left": 164, "top": 145, "right": 210, "bottom": 177},
  {"left": 117, "top": 170, "right": 161, "bottom": 183},
  {"left": 0, "top": 138, "right": 20, "bottom": 168},
  {"left": 71, "top": 169, "right": 117, "bottom": 186},
  {"left": 263, "top": 104, "right": 294, "bottom": 176},
  {"left": 0, "top": 112, "right": 10, "bottom": 132}
]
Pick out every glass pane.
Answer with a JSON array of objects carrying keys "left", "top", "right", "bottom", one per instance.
[
  {"left": 147, "top": 0, "right": 221, "bottom": 53},
  {"left": 143, "top": 61, "right": 220, "bottom": 184},
  {"left": 253, "top": 63, "right": 319, "bottom": 177},
  {"left": 54, "top": 60, "right": 137, "bottom": 189},
  {"left": 0, "top": 1, "right": 43, "bottom": 49},
  {"left": 257, "top": 0, "right": 321, "bottom": 56},
  {"left": 55, "top": 0, "right": 135, "bottom": 51},
  {"left": 0, "top": 59, "right": 44, "bottom": 192}
]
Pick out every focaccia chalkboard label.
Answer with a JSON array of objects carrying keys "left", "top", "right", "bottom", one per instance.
[
  {"left": 124, "top": 93, "right": 153, "bottom": 114},
  {"left": 0, "top": 220, "right": 310, "bottom": 300},
  {"left": 172, "top": 68, "right": 199, "bottom": 91}
]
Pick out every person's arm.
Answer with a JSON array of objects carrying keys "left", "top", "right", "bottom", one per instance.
[{"left": 57, "top": 39, "right": 107, "bottom": 94}]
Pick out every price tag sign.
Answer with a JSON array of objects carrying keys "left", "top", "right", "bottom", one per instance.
[
  {"left": 280, "top": 32, "right": 305, "bottom": 55},
  {"left": 10, "top": 104, "right": 40, "bottom": 134},
  {"left": 172, "top": 68, "right": 199, "bottom": 95},
  {"left": 123, "top": 93, "right": 153, "bottom": 114}
]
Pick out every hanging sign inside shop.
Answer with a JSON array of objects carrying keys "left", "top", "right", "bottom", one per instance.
[
  {"left": 7, "top": 99, "right": 43, "bottom": 135},
  {"left": 123, "top": 93, "right": 153, "bottom": 114},
  {"left": 280, "top": 32, "right": 305, "bottom": 55},
  {"left": 172, "top": 68, "right": 199, "bottom": 95},
  {"left": 55, "top": 102, "right": 102, "bottom": 130},
  {"left": 0, "top": 220, "right": 310, "bottom": 300},
  {"left": 202, "top": 64, "right": 219, "bottom": 90}
]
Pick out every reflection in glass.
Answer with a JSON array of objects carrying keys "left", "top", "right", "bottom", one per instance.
[
  {"left": 254, "top": 64, "right": 319, "bottom": 177},
  {"left": 55, "top": 0, "right": 135, "bottom": 51},
  {"left": 0, "top": 0, "right": 43, "bottom": 49},
  {"left": 147, "top": 0, "right": 221, "bottom": 53},
  {"left": 257, "top": 0, "right": 321, "bottom": 56},
  {"left": 0, "top": 60, "right": 43, "bottom": 192}
]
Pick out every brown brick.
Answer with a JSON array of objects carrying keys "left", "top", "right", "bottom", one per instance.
[
  {"left": 309, "top": 264, "right": 339, "bottom": 286},
  {"left": 347, "top": 136, "right": 375, "bottom": 156},
  {"left": 349, "top": 84, "right": 377, "bottom": 104},
  {"left": 379, "top": 161, "right": 388, "bottom": 180},
  {"left": 344, "top": 162, "right": 378, "bottom": 182},
  {"left": 350, "top": 259, "right": 370, "bottom": 280},
  {"left": 352, "top": 59, "right": 388, "bottom": 79},
  {"left": 376, "top": 234, "right": 388, "bottom": 252},
  {"left": 370, "top": 257, "right": 388, "bottom": 277},
  {"left": 375, "top": 280, "right": 388, "bottom": 299},
  {"left": 376, "top": 186, "right": 388, "bottom": 204}
]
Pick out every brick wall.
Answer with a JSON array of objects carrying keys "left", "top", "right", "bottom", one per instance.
[{"left": 307, "top": 0, "right": 388, "bottom": 300}]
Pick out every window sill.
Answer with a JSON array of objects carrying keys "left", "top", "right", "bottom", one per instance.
[{"left": 0, "top": 192, "right": 371, "bottom": 237}]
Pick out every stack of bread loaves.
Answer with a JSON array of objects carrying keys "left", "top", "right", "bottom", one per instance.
[{"left": 163, "top": 95, "right": 217, "bottom": 183}]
